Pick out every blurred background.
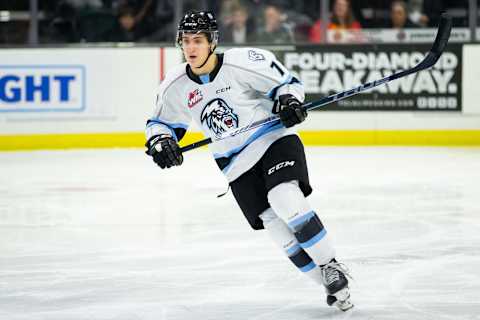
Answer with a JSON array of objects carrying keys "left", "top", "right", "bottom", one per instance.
[{"left": 0, "top": 0, "right": 477, "bottom": 45}]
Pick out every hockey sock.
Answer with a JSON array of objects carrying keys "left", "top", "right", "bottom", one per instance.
[
  {"left": 260, "top": 208, "right": 323, "bottom": 285},
  {"left": 267, "top": 180, "right": 335, "bottom": 266}
]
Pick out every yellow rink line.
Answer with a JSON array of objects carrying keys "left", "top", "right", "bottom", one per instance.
[{"left": 1, "top": 130, "right": 480, "bottom": 151}]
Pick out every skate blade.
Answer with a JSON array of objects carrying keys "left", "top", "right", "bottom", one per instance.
[
  {"left": 328, "top": 288, "right": 354, "bottom": 312},
  {"left": 334, "top": 299, "right": 354, "bottom": 312}
]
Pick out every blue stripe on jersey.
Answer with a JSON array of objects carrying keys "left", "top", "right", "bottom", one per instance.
[
  {"left": 199, "top": 74, "right": 210, "bottom": 84},
  {"left": 147, "top": 118, "right": 189, "bottom": 130},
  {"left": 299, "top": 229, "right": 327, "bottom": 249},
  {"left": 147, "top": 119, "right": 189, "bottom": 142},
  {"left": 266, "top": 75, "right": 292, "bottom": 100},
  {"left": 214, "top": 121, "right": 283, "bottom": 173},
  {"left": 299, "top": 261, "right": 316, "bottom": 273},
  {"left": 287, "top": 211, "right": 316, "bottom": 229}
]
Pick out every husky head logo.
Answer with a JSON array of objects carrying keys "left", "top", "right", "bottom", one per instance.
[{"left": 200, "top": 98, "right": 239, "bottom": 136}]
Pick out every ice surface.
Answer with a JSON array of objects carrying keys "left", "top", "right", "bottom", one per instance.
[{"left": 1, "top": 147, "right": 480, "bottom": 320}]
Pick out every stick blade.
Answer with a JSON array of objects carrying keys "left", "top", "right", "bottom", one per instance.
[
  {"left": 431, "top": 13, "right": 453, "bottom": 56},
  {"left": 417, "top": 13, "right": 452, "bottom": 70}
]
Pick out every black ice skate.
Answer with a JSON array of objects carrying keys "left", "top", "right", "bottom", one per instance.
[{"left": 320, "top": 259, "right": 353, "bottom": 311}]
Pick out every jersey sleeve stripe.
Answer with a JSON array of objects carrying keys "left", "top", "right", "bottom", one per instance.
[
  {"left": 266, "top": 75, "right": 303, "bottom": 100},
  {"left": 146, "top": 119, "right": 189, "bottom": 142},
  {"left": 147, "top": 118, "right": 188, "bottom": 130}
]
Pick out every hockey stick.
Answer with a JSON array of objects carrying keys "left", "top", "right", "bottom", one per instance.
[{"left": 180, "top": 13, "right": 452, "bottom": 153}]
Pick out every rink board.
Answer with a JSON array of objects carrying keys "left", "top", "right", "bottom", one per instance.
[{"left": 1, "top": 46, "right": 480, "bottom": 150}]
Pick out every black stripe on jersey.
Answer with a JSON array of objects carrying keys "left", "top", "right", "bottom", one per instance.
[
  {"left": 268, "top": 76, "right": 301, "bottom": 101},
  {"left": 293, "top": 214, "right": 325, "bottom": 243},
  {"left": 174, "top": 128, "right": 187, "bottom": 141},
  {"left": 288, "top": 248, "right": 313, "bottom": 268},
  {"left": 186, "top": 54, "right": 224, "bottom": 85}
]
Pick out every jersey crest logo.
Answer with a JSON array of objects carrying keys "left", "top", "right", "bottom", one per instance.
[
  {"left": 248, "top": 50, "right": 265, "bottom": 61},
  {"left": 200, "top": 98, "right": 239, "bottom": 136},
  {"left": 188, "top": 89, "right": 203, "bottom": 108}
]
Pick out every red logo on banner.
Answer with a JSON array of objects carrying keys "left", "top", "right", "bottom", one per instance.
[{"left": 188, "top": 89, "right": 203, "bottom": 108}]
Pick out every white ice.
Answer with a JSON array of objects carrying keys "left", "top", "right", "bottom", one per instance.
[{"left": 1, "top": 147, "right": 480, "bottom": 320}]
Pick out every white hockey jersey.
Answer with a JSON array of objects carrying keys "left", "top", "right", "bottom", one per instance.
[{"left": 145, "top": 47, "right": 305, "bottom": 182}]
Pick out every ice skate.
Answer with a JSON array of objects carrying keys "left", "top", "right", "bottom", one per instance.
[{"left": 320, "top": 259, "right": 353, "bottom": 311}]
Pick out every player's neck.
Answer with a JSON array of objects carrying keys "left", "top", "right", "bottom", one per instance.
[{"left": 190, "top": 53, "right": 218, "bottom": 76}]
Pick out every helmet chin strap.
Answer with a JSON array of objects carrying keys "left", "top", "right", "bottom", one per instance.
[
  {"left": 196, "top": 44, "right": 215, "bottom": 69},
  {"left": 197, "top": 51, "right": 213, "bottom": 69}
]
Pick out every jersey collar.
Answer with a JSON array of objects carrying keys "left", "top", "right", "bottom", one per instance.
[{"left": 186, "top": 53, "right": 224, "bottom": 85}]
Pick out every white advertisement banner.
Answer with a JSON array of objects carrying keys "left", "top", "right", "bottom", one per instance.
[
  {"left": 0, "top": 48, "right": 160, "bottom": 134},
  {"left": 327, "top": 28, "right": 470, "bottom": 44}
]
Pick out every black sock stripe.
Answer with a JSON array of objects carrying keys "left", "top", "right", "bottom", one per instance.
[
  {"left": 288, "top": 248, "right": 313, "bottom": 268},
  {"left": 294, "top": 214, "right": 325, "bottom": 244}
]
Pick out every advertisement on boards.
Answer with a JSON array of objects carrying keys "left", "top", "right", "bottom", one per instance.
[{"left": 275, "top": 44, "right": 462, "bottom": 111}]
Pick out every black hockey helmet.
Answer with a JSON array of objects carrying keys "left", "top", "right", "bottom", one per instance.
[{"left": 176, "top": 11, "right": 219, "bottom": 49}]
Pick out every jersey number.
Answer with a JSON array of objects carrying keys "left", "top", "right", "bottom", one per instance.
[{"left": 270, "top": 61, "right": 285, "bottom": 76}]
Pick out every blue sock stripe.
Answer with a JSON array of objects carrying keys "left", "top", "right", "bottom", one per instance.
[
  {"left": 299, "top": 229, "right": 327, "bottom": 249},
  {"left": 288, "top": 211, "right": 315, "bottom": 229},
  {"left": 286, "top": 244, "right": 301, "bottom": 256},
  {"left": 299, "top": 261, "right": 316, "bottom": 272}
]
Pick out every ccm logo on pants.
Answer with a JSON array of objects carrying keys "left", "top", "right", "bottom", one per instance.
[{"left": 268, "top": 161, "right": 296, "bottom": 175}]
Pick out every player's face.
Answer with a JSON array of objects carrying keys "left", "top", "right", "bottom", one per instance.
[{"left": 181, "top": 33, "right": 211, "bottom": 68}]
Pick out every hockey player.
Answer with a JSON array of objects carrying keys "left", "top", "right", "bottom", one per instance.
[{"left": 145, "top": 11, "right": 353, "bottom": 311}]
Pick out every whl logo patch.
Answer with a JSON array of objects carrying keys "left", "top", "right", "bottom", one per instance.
[
  {"left": 188, "top": 89, "right": 203, "bottom": 108},
  {"left": 268, "top": 161, "right": 295, "bottom": 175}
]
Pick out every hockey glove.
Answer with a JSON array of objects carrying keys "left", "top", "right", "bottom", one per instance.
[
  {"left": 146, "top": 135, "right": 183, "bottom": 169},
  {"left": 277, "top": 94, "right": 307, "bottom": 128}
]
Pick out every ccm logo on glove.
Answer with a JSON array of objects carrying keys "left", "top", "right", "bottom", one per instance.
[{"left": 267, "top": 160, "right": 296, "bottom": 175}]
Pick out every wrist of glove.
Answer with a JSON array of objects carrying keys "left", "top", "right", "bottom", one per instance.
[
  {"left": 277, "top": 94, "right": 307, "bottom": 128},
  {"left": 145, "top": 134, "right": 183, "bottom": 169}
]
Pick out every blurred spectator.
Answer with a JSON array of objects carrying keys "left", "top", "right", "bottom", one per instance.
[
  {"left": 220, "top": 3, "right": 256, "bottom": 44},
  {"left": 309, "top": 0, "right": 361, "bottom": 43},
  {"left": 347, "top": 0, "right": 392, "bottom": 28},
  {"left": 256, "top": 4, "right": 294, "bottom": 43},
  {"left": 280, "top": 5, "right": 313, "bottom": 43},
  {"left": 45, "top": 0, "right": 80, "bottom": 43},
  {"left": 388, "top": 0, "right": 420, "bottom": 29},
  {"left": 141, "top": 0, "right": 175, "bottom": 42},
  {"left": 218, "top": 0, "right": 242, "bottom": 28},
  {"left": 106, "top": 0, "right": 156, "bottom": 42},
  {"left": 408, "top": 0, "right": 444, "bottom": 27},
  {"left": 234, "top": 0, "right": 311, "bottom": 43}
]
